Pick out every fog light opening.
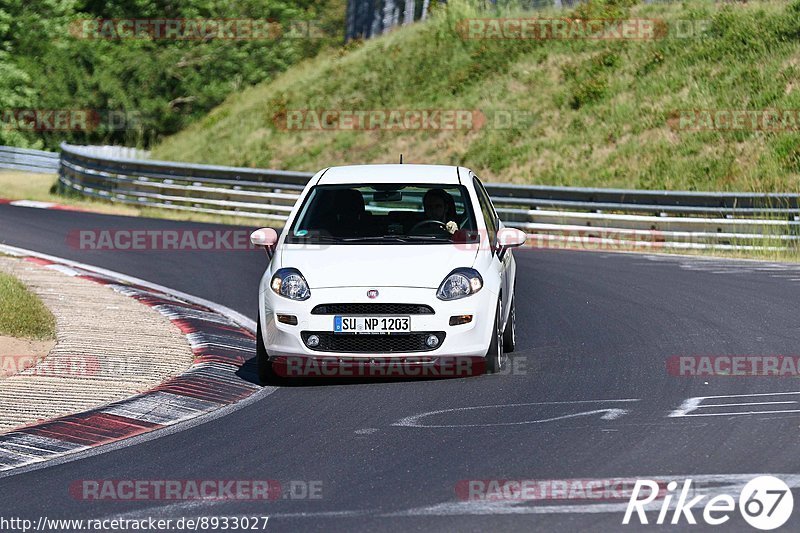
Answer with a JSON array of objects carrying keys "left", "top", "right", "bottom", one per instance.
[
  {"left": 425, "top": 334, "right": 440, "bottom": 348},
  {"left": 277, "top": 314, "right": 298, "bottom": 325},
  {"left": 449, "top": 314, "right": 473, "bottom": 326},
  {"left": 307, "top": 334, "right": 320, "bottom": 347}
]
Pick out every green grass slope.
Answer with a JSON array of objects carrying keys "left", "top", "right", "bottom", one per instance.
[
  {"left": 153, "top": 0, "right": 800, "bottom": 192},
  {"left": 0, "top": 271, "right": 55, "bottom": 340}
]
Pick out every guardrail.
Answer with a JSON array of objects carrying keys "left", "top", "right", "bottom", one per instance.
[
  {"left": 3, "top": 143, "right": 799, "bottom": 251},
  {"left": 0, "top": 146, "right": 60, "bottom": 174},
  {"left": 58, "top": 143, "right": 310, "bottom": 222}
]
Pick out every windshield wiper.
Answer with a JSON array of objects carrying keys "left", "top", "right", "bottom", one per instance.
[
  {"left": 289, "top": 235, "right": 451, "bottom": 244},
  {"left": 287, "top": 234, "right": 344, "bottom": 243},
  {"left": 341, "top": 235, "right": 449, "bottom": 243}
]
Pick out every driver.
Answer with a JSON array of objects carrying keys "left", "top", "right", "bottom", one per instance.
[{"left": 422, "top": 188, "right": 457, "bottom": 223}]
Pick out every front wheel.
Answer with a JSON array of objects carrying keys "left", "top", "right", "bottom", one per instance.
[
  {"left": 484, "top": 299, "right": 506, "bottom": 374},
  {"left": 256, "top": 316, "right": 274, "bottom": 385},
  {"left": 502, "top": 296, "right": 516, "bottom": 353}
]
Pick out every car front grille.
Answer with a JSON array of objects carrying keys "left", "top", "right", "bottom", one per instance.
[
  {"left": 301, "top": 332, "right": 445, "bottom": 353},
  {"left": 311, "top": 303, "right": 434, "bottom": 315}
]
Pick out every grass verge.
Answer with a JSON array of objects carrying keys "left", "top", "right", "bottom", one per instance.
[{"left": 0, "top": 270, "right": 55, "bottom": 340}]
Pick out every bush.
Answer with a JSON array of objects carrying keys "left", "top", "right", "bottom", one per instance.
[{"left": 0, "top": 0, "right": 346, "bottom": 149}]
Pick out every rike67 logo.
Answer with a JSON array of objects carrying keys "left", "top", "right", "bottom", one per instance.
[{"left": 623, "top": 476, "right": 793, "bottom": 530}]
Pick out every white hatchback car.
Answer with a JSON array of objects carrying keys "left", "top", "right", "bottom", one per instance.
[{"left": 250, "top": 164, "right": 526, "bottom": 382}]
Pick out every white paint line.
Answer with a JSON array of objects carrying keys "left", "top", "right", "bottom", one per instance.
[
  {"left": 696, "top": 401, "right": 797, "bottom": 408},
  {"left": 395, "top": 408, "right": 631, "bottom": 428},
  {"left": 388, "top": 500, "right": 634, "bottom": 516},
  {"left": 669, "top": 390, "right": 800, "bottom": 417},
  {"left": 599, "top": 409, "right": 628, "bottom": 420},
  {"left": 639, "top": 252, "right": 799, "bottom": 268},
  {"left": 9, "top": 200, "right": 56, "bottom": 208},
  {"left": 701, "top": 390, "right": 800, "bottom": 399},
  {"left": 675, "top": 409, "right": 800, "bottom": 417},
  {"left": 393, "top": 400, "right": 638, "bottom": 428},
  {"left": 262, "top": 511, "right": 366, "bottom": 519}
]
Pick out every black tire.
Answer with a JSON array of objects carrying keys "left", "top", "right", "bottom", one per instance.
[
  {"left": 502, "top": 296, "right": 516, "bottom": 353},
  {"left": 484, "top": 299, "right": 506, "bottom": 374},
  {"left": 256, "top": 317, "right": 274, "bottom": 385}
]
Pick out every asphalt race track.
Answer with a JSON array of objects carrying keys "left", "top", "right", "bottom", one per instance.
[{"left": 1, "top": 202, "right": 800, "bottom": 532}]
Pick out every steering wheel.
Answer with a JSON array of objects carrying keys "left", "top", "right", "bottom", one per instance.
[{"left": 409, "top": 219, "right": 448, "bottom": 234}]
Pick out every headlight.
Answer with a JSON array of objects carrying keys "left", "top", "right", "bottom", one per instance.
[
  {"left": 270, "top": 268, "right": 310, "bottom": 301},
  {"left": 436, "top": 268, "right": 483, "bottom": 301}
]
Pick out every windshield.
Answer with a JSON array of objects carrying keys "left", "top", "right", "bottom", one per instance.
[{"left": 286, "top": 183, "right": 479, "bottom": 244}]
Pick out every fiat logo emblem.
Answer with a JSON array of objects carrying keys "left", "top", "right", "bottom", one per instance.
[{"left": 367, "top": 289, "right": 379, "bottom": 299}]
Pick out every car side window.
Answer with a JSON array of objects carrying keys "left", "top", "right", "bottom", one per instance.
[{"left": 472, "top": 176, "right": 497, "bottom": 250}]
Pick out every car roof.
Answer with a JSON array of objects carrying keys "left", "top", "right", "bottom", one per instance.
[{"left": 316, "top": 164, "right": 464, "bottom": 185}]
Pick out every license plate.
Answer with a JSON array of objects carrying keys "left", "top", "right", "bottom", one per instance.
[{"left": 334, "top": 316, "right": 410, "bottom": 334}]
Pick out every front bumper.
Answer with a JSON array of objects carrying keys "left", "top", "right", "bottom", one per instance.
[{"left": 258, "top": 284, "right": 497, "bottom": 360}]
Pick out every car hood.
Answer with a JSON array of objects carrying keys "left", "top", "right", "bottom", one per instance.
[{"left": 278, "top": 244, "right": 479, "bottom": 289}]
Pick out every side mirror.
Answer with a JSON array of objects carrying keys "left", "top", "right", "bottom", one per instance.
[
  {"left": 496, "top": 227, "right": 527, "bottom": 249},
  {"left": 250, "top": 228, "right": 279, "bottom": 249}
]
